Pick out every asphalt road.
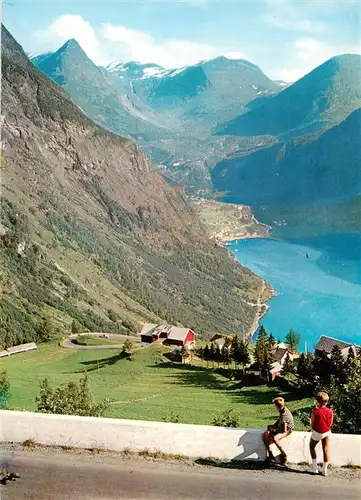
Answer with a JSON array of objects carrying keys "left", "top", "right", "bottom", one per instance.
[{"left": 1, "top": 450, "right": 360, "bottom": 500}]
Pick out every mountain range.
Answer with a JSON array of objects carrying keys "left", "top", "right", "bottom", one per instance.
[
  {"left": 31, "top": 41, "right": 282, "bottom": 192},
  {"left": 1, "top": 25, "right": 272, "bottom": 348},
  {"left": 219, "top": 53, "right": 361, "bottom": 139},
  {"left": 30, "top": 39, "right": 361, "bottom": 220}
]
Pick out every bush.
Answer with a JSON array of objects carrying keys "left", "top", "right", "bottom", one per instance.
[
  {"left": 71, "top": 320, "right": 82, "bottom": 335},
  {"left": 36, "top": 374, "right": 111, "bottom": 417},
  {"left": 162, "top": 412, "right": 180, "bottom": 423},
  {"left": 0, "top": 370, "right": 10, "bottom": 409},
  {"left": 212, "top": 408, "right": 241, "bottom": 428}
]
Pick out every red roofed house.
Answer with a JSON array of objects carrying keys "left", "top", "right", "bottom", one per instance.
[
  {"left": 140, "top": 323, "right": 196, "bottom": 348},
  {"left": 164, "top": 327, "right": 196, "bottom": 348}
]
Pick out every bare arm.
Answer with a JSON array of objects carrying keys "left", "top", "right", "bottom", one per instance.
[{"left": 310, "top": 410, "right": 315, "bottom": 430}]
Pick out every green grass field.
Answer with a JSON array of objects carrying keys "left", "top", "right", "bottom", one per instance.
[{"left": 1, "top": 341, "right": 311, "bottom": 429}]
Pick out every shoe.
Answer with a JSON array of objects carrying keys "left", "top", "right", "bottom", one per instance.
[
  {"left": 265, "top": 455, "right": 276, "bottom": 465},
  {"left": 320, "top": 466, "right": 328, "bottom": 477},
  {"left": 307, "top": 467, "right": 319, "bottom": 474}
]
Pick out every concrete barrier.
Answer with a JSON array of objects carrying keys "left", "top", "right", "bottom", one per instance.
[{"left": 1, "top": 410, "right": 360, "bottom": 466}]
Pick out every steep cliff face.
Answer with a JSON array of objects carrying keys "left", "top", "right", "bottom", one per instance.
[{"left": 1, "top": 26, "right": 268, "bottom": 347}]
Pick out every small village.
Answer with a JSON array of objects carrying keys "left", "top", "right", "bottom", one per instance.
[{"left": 139, "top": 322, "right": 361, "bottom": 382}]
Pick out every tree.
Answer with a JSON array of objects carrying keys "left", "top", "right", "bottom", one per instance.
[
  {"left": 221, "top": 343, "right": 230, "bottom": 367},
  {"left": 0, "top": 369, "right": 10, "bottom": 409},
  {"left": 330, "top": 345, "right": 347, "bottom": 384},
  {"left": 36, "top": 317, "right": 54, "bottom": 342},
  {"left": 122, "top": 339, "right": 133, "bottom": 356},
  {"left": 327, "top": 357, "right": 361, "bottom": 434},
  {"left": 254, "top": 326, "right": 267, "bottom": 366},
  {"left": 36, "top": 378, "right": 55, "bottom": 414},
  {"left": 180, "top": 344, "right": 191, "bottom": 364},
  {"left": 254, "top": 326, "right": 273, "bottom": 378},
  {"left": 71, "top": 320, "right": 82, "bottom": 335},
  {"left": 209, "top": 343, "right": 216, "bottom": 368},
  {"left": 285, "top": 329, "right": 301, "bottom": 353},
  {"left": 230, "top": 336, "right": 240, "bottom": 369},
  {"left": 297, "top": 353, "right": 316, "bottom": 388},
  {"left": 36, "top": 374, "right": 110, "bottom": 417},
  {"left": 237, "top": 341, "right": 251, "bottom": 376},
  {"left": 268, "top": 333, "right": 276, "bottom": 350},
  {"left": 214, "top": 344, "right": 222, "bottom": 367},
  {"left": 345, "top": 346, "right": 356, "bottom": 380},
  {"left": 281, "top": 353, "right": 295, "bottom": 381},
  {"left": 313, "top": 351, "right": 333, "bottom": 387},
  {"left": 204, "top": 344, "right": 211, "bottom": 368}
]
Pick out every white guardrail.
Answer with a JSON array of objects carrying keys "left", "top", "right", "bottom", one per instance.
[{"left": 0, "top": 410, "right": 360, "bottom": 466}]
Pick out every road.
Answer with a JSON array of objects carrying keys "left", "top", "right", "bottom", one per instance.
[
  {"left": 60, "top": 333, "right": 141, "bottom": 350},
  {"left": 1, "top": 450, "right": 360, "bottom": 500}
]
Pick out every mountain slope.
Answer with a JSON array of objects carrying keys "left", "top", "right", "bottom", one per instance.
[
  {"left": 32, "top": 44, "right": 281, "bottom": 192},
  {"left": 1, "top": 25, "right": 270, "bottom": 348},
  {"left": 219, "top": 54, "right": 361, "bottom": 138},
  {"left": 118, "top": 56, "right": 281, "bottom": 131},
  {"left": 212, "top": 107, "right": 361, "bottom": 206},
  {"left": 32, "top": 39, "right": 170, "bottom": 141}
]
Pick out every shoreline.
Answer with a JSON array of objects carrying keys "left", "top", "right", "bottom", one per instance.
[
  {"left": 221, "top": 235, "right": 277, "bottom": 340},
  {"left": 217, "top": 233, "right": 269, "bottom": 245},
  {"left": 247, "top": 285, "right": 276, "bottom": 340}
]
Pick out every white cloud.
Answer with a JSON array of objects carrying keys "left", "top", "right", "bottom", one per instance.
[
  {"left": 35, "top": 15, "right": 110, "bottom": 66},
  {"left": 101, "top": 23, "right": 220, "bottom": 68},
  {"left": 269, "top": 37, "right": 361, "bottom": 82},
  {"left": 184, "top": 0, "right": 208, "bottom": 5},
  {"left": 35, "top": 15, "right": 246, "bottom": 69},
  {"left": 263, "top": 0, "right": 328, "bottom": 34},
  {"left": 224, "top": 52, "right": 247, "bottom": 60},
  {"left": 262, "top": 13, "right": 327, "bottom": 34}
]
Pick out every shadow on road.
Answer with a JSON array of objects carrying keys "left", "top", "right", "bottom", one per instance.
[{"left": 195, "top": 458, "right": 313, "bottom": 475}]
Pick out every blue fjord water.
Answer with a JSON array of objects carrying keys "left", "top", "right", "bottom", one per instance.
[{"left": 230, "top": 233, "right": 361, "bottom": 350}]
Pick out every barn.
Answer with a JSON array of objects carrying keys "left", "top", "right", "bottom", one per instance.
[
  {"left": 140, "top": 324, "right": 170, "bottom": 343},
  {"left": 164, "top": 327, "right": 196, "bottom": 348},
  {"left": 140, "top": 323, "right": 196, "bottom": 347}
]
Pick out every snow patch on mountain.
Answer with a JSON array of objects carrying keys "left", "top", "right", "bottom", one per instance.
[{"left": 168, "top": 67, "right": 188, "bottom": 78}]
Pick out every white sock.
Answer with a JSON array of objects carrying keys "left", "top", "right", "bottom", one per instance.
[
  {"left": 312, "top": 458, "right": 318, "bottom": 471},
  {"left": 323, "top": 462, "right": 329, "bottom": 474}
]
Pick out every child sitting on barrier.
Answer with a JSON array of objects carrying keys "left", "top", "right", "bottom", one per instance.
[{"left": 263, "top": 396, "right": 294, "bottom": 465}]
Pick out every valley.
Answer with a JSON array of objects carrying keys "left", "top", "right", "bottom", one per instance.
[
  {"left": 1, "top": 18, "right": 361, "bottom": 353},
  {"left": 0, "top": 25, "right": 271, "bottom": 351},
  {"left": 29, "top": 37, "right": 361, "bottom": 241}
]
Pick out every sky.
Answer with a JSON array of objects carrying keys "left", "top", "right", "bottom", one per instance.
[{"left": 3, "top": 0, "right": 361, "bottom": 81}]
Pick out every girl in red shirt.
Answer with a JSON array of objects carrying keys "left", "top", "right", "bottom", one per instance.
[{"left": 309, "top": 391, "right": 333, "bottom": 476}]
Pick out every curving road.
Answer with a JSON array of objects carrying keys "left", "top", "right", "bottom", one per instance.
[{"left": 60, "top": 333, "right": 141, "bottom": 350}]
